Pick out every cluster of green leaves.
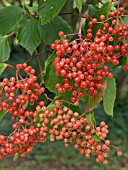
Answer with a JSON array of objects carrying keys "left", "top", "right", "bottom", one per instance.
[{"left": 0, "top": 0, "right": 73, "bottom": 72}]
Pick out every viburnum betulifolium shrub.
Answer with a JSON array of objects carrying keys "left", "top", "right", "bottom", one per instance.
[{"left": 0, "top": 0, "right": 128, "bottom": 164}]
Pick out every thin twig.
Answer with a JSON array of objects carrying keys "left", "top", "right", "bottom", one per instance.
[
  {"left": 20, "top": 0, "right": 25, "bottom": 11},
  {"left": 78, "top": 13, "right": 82, "bottom": 40},
  {"left": 7, "top": 64, "right": 15, "bottom": 69},
  {"left": 66, "top": 33, "right": 78, "bottom": 37},
  {"left": 20, "top": 0, "right": 39, "bottom": 17},
  {"left": 82, "top": 3, "right": 90, "bottom": 6},
  {"left": 99, "top": 0, "right": 104, "bottom": 5},
  {"left": 35, "top": 49, "right": 42, "bottom": 75},
  {"left": 7, "top": 32, "right": 15, "bottom": 37},
  {"left": 45, "top": 94, "right": 53, "bottom": 101},
  {"left": 25, "top": 49, "right": 51, "bottom": 63},
  {"left": 59, "top": 12, "right": 73, "bottom": 15}
]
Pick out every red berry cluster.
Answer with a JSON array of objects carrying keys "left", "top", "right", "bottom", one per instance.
[
  {"left": 51, "top": 7, "right": 128, "bottom": 104},
  {"left": 0, "top": 63, "right": 122, "bottom": 163},
  {"left": 35, "top": 100, "right": 122, "bottom": 164},
  {"left": 0, "top": 63, "right": 46, "bottom": 159}
]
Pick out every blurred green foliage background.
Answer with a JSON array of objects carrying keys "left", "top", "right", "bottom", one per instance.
[{"left": 0, "top": 0, "right": 128, "bottom": 170}]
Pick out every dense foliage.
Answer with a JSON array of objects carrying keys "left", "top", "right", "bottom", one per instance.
[{"left": 0, "top": 0, "right": 128, "bottom": 165}]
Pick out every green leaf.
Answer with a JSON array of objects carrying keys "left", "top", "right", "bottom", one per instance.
[
  {"left": 45, "top": 50, "right": 56, "bottom": 69},
  {"left": 93, "top": 0, "right": 99, "bottom": 4},
  {"left": 44, "top": 51, "right": 62, "bottom": 95},
  {"left": 0, "top": 63, "right": 7, "bottom": 75},
  {"left": 88, "top": 5, "right": 99, "bottom": 18},
  {"left": 80, "top": 89, "right": 88, "bottom": 101},
  {"left": 84, "top": 5, "right": 99, "bottom": 36},
  {"left": 0, "top": 110, "right": 8, "bottom": 121},
  {"left": 0, "top": 36, "right": 11, "bottom": 62},
  {"left": 92, "top": 134, "right": 101, "bottom": 142},
  {"left": 118, "top": 56, "right": 128, "bottom": 66},
  {"left": 35, "top": 96, "right": 82, "bottom": 131},
  {"left": 84, "top": 79, "right": 107, "bottom": 113},
  {"left": 0, "top": 6, "right": 23, "bottom": 35},
  {"left": 91, "top": 2, "right": 112, "bottom": 35},
  {"left": 126, "top": 58, "right": 128, "bottom": 65},
  {"left": 13, "top": 153, "right": 19, "bottom": 162},
  {"left": 103, "top": 78, "right": 116, "bottom": 116},
  {"left": 23, "top": 100, "right": 29, "bottom": 110},
  {"left": 25, "top": 5, "right": 37, "bottom": 15},
  {"left": 34, "top": 97, "right": 62, "bottom": 126},
  {"left": 39, "top": 16, "right": 73, "bottom": 45},
  {"left": 17, "top": 16, "right": 42, "bottom": 55},
  {"left": 30, "top": 93, "right": 47, "bottom": 126},
  {"left": 74, "top": 0, "right": 83, "bottom": 13},
  {"left": 86, "top": 0, "right": 98, "bottom": 4},
  {"left": 87, "top": 95, "right": 101, "bottom": 109},
  {"left": 84, "top": 2, "right": 112, "bottom": 36},
  {"left": 44, "top": 51, "right": 73, "bottom": 102},
  {"left": 48, "top": 96, "right": 82, "bottom": 114},
  {"left": 26, "top": 93, "right": 47, "bottom": 111},
  {"left": 86, "top": 111, "right": 94, "bottom": 128},
  {"left": 38, "top": 0, "right": 66, "bottom": 25},
  {"left": 93, "top": 2, "right": 112, "bottom": 20},
  {"left": 44, "top": 63, "right": 72, "bottom": 101},
  {"left": 83, "top": 0, "right": 87, "bottom": 3},
  {"left": 63, "top": 100, "right": 82, "bottom": 115},
  {"left": 79, "top": 100, "right": 86, "bottom": 112}
]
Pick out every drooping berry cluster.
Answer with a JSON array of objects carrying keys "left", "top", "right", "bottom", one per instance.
[
  {"left": 0, "top": 63, "right": 122, "bottom": 163},
  {"left": 35, "top": 100, "right": 122, "bottom": 164},
  {"left": 0, "top": 63, "right": 46, "bottom": 159},
  {"left": 51, "top": 7, "right": 128, "bottom": 104}
]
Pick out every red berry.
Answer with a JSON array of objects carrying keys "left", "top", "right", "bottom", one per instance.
[
  {"left": 58, "top": 31, "right": 64, "bottom": 37},
  {"left": 100, "top": 15, "right": 105, "bottom": 21},
  {"left": 85, "top": 14, "right": 90, "bottom": 19},
  {"left": 117, "top": 150, "right": 122, "bottom": 156}
]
